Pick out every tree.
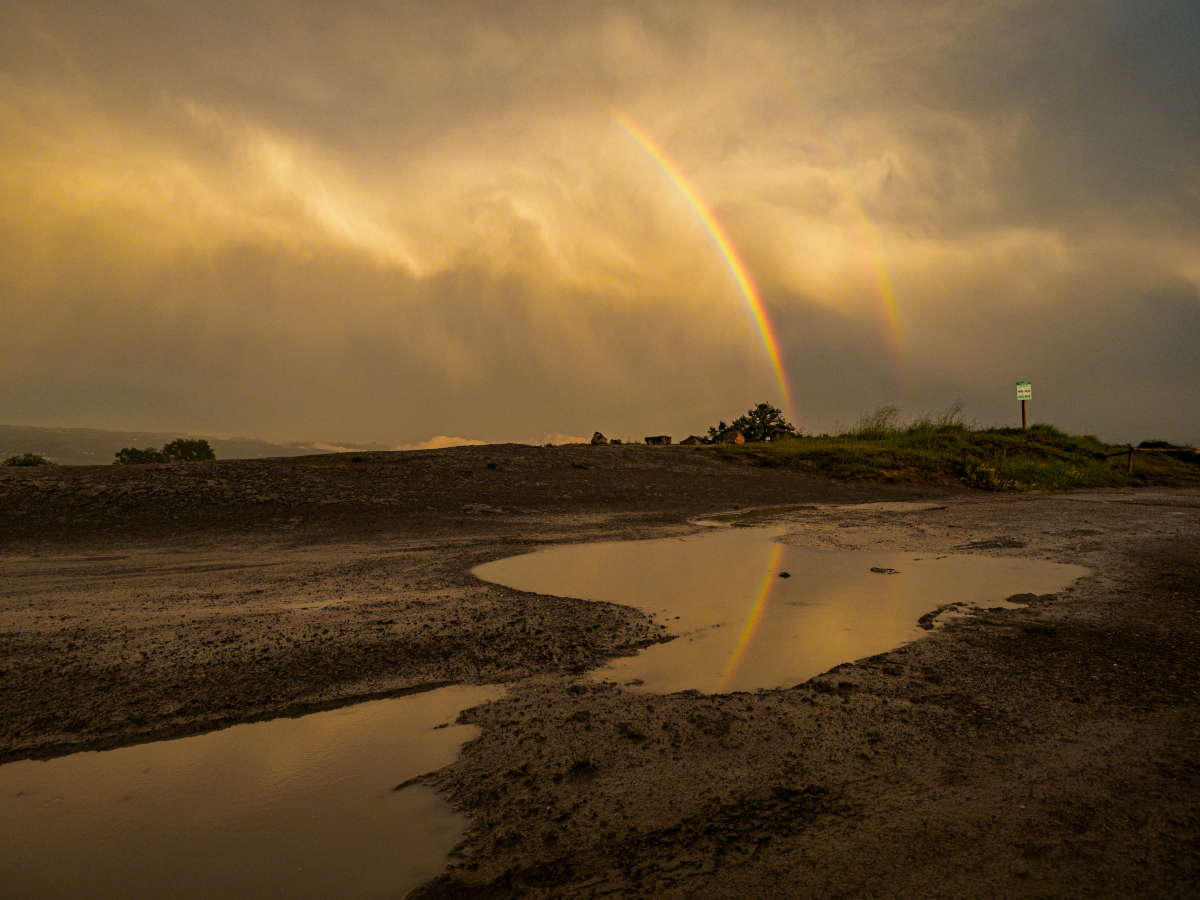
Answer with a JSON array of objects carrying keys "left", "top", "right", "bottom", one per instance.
[
  {"left": 114, "top": 447, "right": 168, "bottom": 465},
  {"left": 707, "top": 402, "right": 798, "bottom": 444},
  {"left": 114, "top": 438, "right": 216, "bottom": 465},
  {"left": 162, "top": 439, "right": 215, "bottom": 462},
  {"left": 705, "top": 420, "right": 730, "bottom": 443}
]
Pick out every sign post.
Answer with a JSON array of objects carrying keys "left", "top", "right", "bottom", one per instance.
[{"left": 1016, "top": 382, "right": 1032, "bottom": 432}]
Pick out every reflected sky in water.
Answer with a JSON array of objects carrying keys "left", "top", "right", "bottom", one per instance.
[
  {"left": 0, "top": 684, "right": 502, "bottom": 900},
  {"left": 476, "top": 529, "right": 1087, "bottom": 693}
]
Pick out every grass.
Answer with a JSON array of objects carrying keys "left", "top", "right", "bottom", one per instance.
[
  {"left": 568, "top": 745, "right": 596, "bottom": 771},
  {"left": 713, "top": 405, "right": 1200, "bottom": 492}
]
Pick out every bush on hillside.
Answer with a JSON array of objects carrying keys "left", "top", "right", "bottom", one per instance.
[
  {"left": 115, "top": 438, "right": 216, "bottom": 465},
  {"left": 707, "top": 402, "right": 799, "bottom": 443},
  {"left": 114, "top": 447, "right": 168, "bottom": 465},
  {"left": 162, "top": 439, "right": 216, "bottom": 462},
  {"left": 3, "top": 452, "right": 56, "bottom": 467}
]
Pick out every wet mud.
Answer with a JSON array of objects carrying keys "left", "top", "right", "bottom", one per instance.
[{"left": 1, "top": 445, "right": 1197, "bottom": 898}]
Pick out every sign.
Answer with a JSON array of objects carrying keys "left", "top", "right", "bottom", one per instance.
[{"left": 1016, "top": 381, "right": 1032, "bottom": 401}]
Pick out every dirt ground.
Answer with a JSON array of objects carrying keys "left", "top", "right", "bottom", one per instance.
[{"left": 1, "top": 443, "right": 1197, "bottom": 898}]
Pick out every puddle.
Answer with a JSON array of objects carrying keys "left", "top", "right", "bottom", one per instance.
[
  {"left": 0, "top": 684, "right": 502, "bottom": 900},
  {"left": 474, "top": 529, "right": 1087, "bottom": 694}
]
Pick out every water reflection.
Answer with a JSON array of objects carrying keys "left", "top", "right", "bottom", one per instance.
[
  {"left": 0, "top": 684, "right": 502, "bottom": 900},
  {"left": 474, "top": 529, "right": 1087, "bottom": 693}
]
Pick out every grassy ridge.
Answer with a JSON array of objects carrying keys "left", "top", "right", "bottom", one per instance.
[{"left": 714, "top": 408, "right": 1200, "bottom": 491}]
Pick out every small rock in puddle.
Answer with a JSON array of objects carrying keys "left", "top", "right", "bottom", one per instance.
[{"left": 870, "top": 567, "right": 900, "bottom": 575}]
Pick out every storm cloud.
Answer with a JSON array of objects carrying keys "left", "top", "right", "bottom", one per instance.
[{"left": 1, "top": 0, "right": 1197, "bottom": 445}]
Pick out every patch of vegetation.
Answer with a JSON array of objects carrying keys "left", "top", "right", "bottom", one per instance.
[
  {"left": 711, "top": 403, "right": 1200, "bottom": 491},
  {"left": 568, "top": 745, "right": 596, "bottom": 771},
  {"left": 3, "top": 452, "right": 57, "bottom": 467},
  {"left": 1023, "top": 623, "right": 1062, "bottom": 638},
  {"left": 115, "top": 439, "right": 215, "bottom": 465},
  {"left": 114, "top": 447, "right": 168, "bottom": 465},
  {"left": 1138, "top": 440, "right": 1200, "bottom": 464},
  {"left": 707, "top": 402, "right": 798, "bottom": 443},
  {"left": 164, "top": 439, "right": 216, "bottom": 461},
  {"left": 487, "top": 461, "right": 499, "bottom": 470}
]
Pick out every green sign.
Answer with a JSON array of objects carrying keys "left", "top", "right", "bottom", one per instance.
[{"left": 1016, "top": 381, "right": 1032, "bottom": 401}]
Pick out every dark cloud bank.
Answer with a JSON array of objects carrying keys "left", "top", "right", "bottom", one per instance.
[{"left": 1, "top": 1, "right": 1196, "bottom": 445}]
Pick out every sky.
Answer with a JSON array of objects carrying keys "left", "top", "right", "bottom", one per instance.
[{"left": 1, "top": 0, "right": 1197, "bottom": 446}]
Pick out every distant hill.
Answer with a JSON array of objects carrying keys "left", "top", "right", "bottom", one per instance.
[{"left": 0, "top": 425, "right": 386, "bottom": 466}]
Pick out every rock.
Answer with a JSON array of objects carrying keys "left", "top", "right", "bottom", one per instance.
[
  {"left": 718, "top": 430, "right": 744, "bottom": 444},
  {"left": 779, "top": 572, "right": 791, "bottom": 578},
  {"left": 591, "top": 432, "right": 608, "bottom": 445},
  {"left": 870, "top": 567, "right": 900, "bottom": 575}
]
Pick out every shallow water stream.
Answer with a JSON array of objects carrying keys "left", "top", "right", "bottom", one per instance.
[
  {"left": 0, "top": 684, "right": 502, "bottom": 900},
  {"left": 475, "top": 527, "right": 1088, "bottom": 693}
]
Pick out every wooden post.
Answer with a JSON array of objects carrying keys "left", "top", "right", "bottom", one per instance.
[
  {"left": 1128, "top": 447, "right": 1135, "bottom": 475},
  {"left": 1021, "top": 400, "right": 1026, "bottom": 432}
]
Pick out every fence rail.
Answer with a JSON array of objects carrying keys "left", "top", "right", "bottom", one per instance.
[{"left": 1104, "top": 446, "right": 1200, "bottom": 474}]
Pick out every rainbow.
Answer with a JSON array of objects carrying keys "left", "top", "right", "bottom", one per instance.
[
  {"left": 764, "top": 73, "right": 907, "bottom": 402},
  {"left": 717, "top": 541, "right": 783, "bottom": 691},
  {"left": 822, "top": 161, "right": 907, "bottom": 402},
  {"left": 611, "top": 110, "right": 796, "bottom": 424}
]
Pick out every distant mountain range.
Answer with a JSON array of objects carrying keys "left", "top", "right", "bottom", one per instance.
[{"left": 0, "top": 425, "right": 389, "bottom": 466}]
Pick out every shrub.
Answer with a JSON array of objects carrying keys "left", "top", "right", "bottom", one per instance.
[
  {"left": 162, "top": 439, "right": 216, "bottom": 462},
  {"left": 114, "top": 447, "right": 168, "bottom": 465},
  {"left": 3, "top": 452, "right": 56, "bottom": 467},
  {"left": 115, "top": 439, "right": 215, "bottom": 465}
]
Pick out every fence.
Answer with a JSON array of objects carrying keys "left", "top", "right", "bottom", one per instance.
[{"left": 1105, "top": 446, "right": 1200, "bottom": 474}]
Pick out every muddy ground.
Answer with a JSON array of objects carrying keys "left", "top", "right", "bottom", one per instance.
[{"left": 1, "top": 443, "right": 1197, "bottom": 898}]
